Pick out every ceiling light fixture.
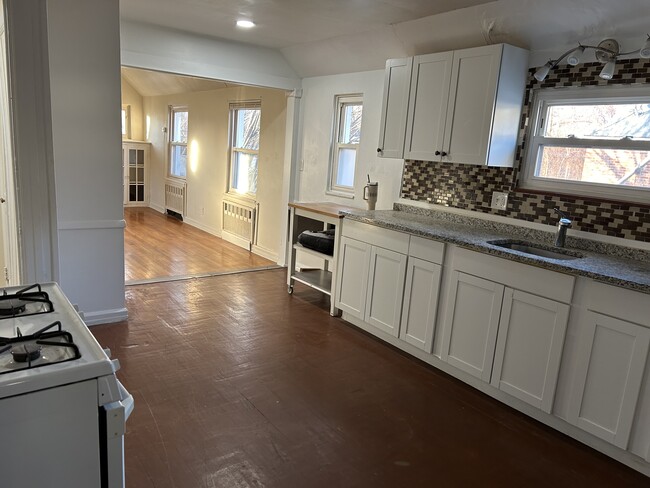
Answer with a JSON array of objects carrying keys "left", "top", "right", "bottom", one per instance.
[
  {"left": 533, "top": 36, "right": 650, "bottom": 82},
  {"left": 236, "top": 20, "right": 255, "bottom": 28}
]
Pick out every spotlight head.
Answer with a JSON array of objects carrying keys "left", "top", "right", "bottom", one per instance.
[
  {"left": 599, "top": 60, "right": 616, "bottom": 80},
  {"left": 534, "top": 61, "right": 553, "bottom": 82},
  {"left": 567, "top": 46, "right": 585, "bottom": 66},
  {"left": 640, "top": 36, "right": 650, "bottom": 59}
]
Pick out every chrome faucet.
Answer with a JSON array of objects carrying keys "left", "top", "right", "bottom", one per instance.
[{"left": 553, "top": 208, "right": 572, "bottom": 248}]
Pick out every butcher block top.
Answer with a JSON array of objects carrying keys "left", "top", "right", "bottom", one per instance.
[{"left": 289, "top": 201, "right": 360, "bottom": 219}]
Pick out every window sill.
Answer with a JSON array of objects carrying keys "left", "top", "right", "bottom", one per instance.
[{"left": 326, "top": 190, "right": 355, "bottom": 200}]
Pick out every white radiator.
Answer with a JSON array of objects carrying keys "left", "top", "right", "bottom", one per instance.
[
  {"left": 221, "top": 196, "right": 257, "bottom": 251},
  {"left": 165, "top": 179, "right": 186, "bottom": 216}
]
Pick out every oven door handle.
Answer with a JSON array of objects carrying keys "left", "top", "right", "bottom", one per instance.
[
  {"left": 100, "top": 381, "right": 134, "bottom": 488},
  {"left": 117, "top": 380, "right": 134, "bottom": 420}
]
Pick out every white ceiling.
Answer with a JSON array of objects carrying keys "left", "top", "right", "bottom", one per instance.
[
  {"left": 119, "top": 0, "right": 494, "bottom": 49},
  {"left": 121, "top": 67, "right": 233, "bottom": 96},
  {"left": 120, "top": 0, "right": 650, "bottom": 79}
]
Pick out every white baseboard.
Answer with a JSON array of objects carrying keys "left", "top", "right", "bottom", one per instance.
[
  {"left": 221, "top": 229, "right": 251, "bottom": 250},
  {"left": 252, "top": 244, "right": 278, "bottom": 262},
  {"left": 84, "top": 307, "right": 129, "bottom": 326},
  {"left": 183, "top": 216, "right": 222, "bottom": 238},
  {"left": 149, "top": 202, "right": 165, "bottom": 214}
]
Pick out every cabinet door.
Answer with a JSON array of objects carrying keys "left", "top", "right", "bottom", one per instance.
[
  {"left": 365, "top": 246, "right": 407, "bottom": 337},
  {"left": 403, "top": 52, "right": 453, "bottom": 161},
  {"left": 335, "top": 237, "right": 371, "bottom": 320},
  {"left": 377, "top": 58, "right": 412, "bottom": 159},
  {"left": 491, "top": 289, "right": 569, "bottom": 413},
  {"left": 399, "top": 257, "right": 442, "bottom": 352},
  {"left": 567, "top": 312, "right": 650, "bottom": 449},
  {"left": 443, "top": 45, "right": 501, "bottom": 165},
  {"left": 441, "top": 271, "right": 504, "bottom": 381}
]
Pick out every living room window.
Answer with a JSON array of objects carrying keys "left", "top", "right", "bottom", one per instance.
[
  {"left": 121, "top": 105, "right": 131, "bottom": 139},
  {"left": 523, "top": 86, "right": 650, "bottom": 203},
  {"left": 229, "top": 102, "right": 261, "bottom": 196},
  {"left": 329, "top": 95, "right": 363, "bottom": 196},
  {"left": 169, "top": 106, "right": 188, "bottom": 179}
]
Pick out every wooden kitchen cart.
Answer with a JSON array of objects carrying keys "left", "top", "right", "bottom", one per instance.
[{"left": 287, "top": 202, "right": 358, "bottom": 316}]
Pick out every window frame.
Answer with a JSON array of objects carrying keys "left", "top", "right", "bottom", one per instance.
[
  {"left": 228, "top": 101, "right": 261, "bottom": 198},
  {"left": 522, "top": 86, "right": 650, "bottom": 204},
  {"left": 327, "top": 94, "right": 363, "bottom": 197},
  {"left": 168, "top": 106, "right": 189, "bottom": 180},
  {"left": 121, "top": 104, "right": 131, "bottom": 139}
]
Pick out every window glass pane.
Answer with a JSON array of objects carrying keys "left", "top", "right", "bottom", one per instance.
[
  {"left": 544, "top": 103, "right": 650, "bottom": 140},
  {"left": 235, "top": 109, "right": 260, "bottom": 150},
  {"left": 172, "top": 111, "right": 188, "bottom": 143},
  {"left": 336, "top": 148, "right": 356, "bottom": 187},
  {"left": 537, "top": 146, "right": 650, "bottom": 188},
  {"left": 340, "top": 104, "right": 363, "bottom": 144},
  {"left": 171, "top": 145, "right": 187, "bottom": 178},
  {"left": 232, "top": 151, "right": 258, "bottom": 194}
]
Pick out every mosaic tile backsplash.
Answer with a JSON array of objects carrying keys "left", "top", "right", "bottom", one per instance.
[{"left": 401, "top": 58, "right": 650, "bottom": 243}]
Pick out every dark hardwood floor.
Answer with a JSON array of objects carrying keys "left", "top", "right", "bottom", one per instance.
[
  {"left": 91, "top": 269, "right": 648, "bottom": 487},
  {"left": 124, "top": 207, "right": 274, "bottom": 282}
]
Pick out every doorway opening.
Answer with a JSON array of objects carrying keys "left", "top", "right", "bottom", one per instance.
[{"left": 120, "top": 67, "right": 289, "bottom": 284}]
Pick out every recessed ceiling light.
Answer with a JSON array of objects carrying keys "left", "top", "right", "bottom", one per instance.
[{"left": 236, "top": 20, "right": 255, "bottom": 28}]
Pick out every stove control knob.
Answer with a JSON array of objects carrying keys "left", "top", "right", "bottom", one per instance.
[{"left": 103, "top": 348, "right": 111, "bottom": 358}]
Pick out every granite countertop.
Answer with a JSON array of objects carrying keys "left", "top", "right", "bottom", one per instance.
[{"left": 343, "top": 206, "right": 650, "bottom": 294}]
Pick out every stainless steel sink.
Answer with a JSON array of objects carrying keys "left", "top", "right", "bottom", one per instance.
[{"left": 488, "top": 239, "right": 584, "bottom": 260}]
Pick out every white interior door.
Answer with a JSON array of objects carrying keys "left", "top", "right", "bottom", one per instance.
[{"left": 0, "top": 22, "right": 20, "bottom": 285}]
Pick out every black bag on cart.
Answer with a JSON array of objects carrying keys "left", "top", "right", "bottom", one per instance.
[{"left": 297, "top": 229, "right": 335, "bottom": 256}]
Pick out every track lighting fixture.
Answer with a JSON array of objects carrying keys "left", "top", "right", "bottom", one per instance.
[{"left": 533, "top": 36, "right": 650, "bottom": 82}]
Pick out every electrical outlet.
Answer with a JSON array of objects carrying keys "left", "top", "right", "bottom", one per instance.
[{"left": 491, "top": 191, "right": 508, "bottom": 210}]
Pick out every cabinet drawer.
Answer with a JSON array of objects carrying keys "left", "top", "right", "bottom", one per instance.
[
  {"left": 452, "top": 247, "right": 574, "bottom": 303},
  {"left": 342, "top": 219, "right": 409, "bottom": 254},
  {"left": 581, "top": 280, "right": 650, "bottom": 328},
  {"left": 409, "top": 236, "right": 444, "bottom": 264}
]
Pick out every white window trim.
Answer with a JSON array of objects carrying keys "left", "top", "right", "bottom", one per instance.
[
  {"left": 522, "top": 85, "right": 650, "bottom": 205},
  {"left": 121, "top": 104, "right": 131, "bottom": 139},
  {"left": 228, "top": 101, "right": 261, "bottom": 198},
  {"left": 168, "top": 105, "right": 188, "bottom": 180},
  {"left": 328, "top": 94, "right": 362, "bottom": 196}
]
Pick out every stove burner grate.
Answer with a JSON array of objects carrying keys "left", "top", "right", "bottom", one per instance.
[
  {"left": 0, "top": 283, "right": 54, "bottom": 319},
  {"left": 0, "top": 321, "right": 81, "bottom": 373}
]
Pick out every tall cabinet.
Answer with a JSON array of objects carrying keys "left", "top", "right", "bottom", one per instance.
[{"left": 122, "top": 141, "right": 149, "bottom": 206}]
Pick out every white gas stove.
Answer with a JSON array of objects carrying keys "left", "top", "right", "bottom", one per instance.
[{"left": 0, "top": 282, "right": 133, "bottom": 488}]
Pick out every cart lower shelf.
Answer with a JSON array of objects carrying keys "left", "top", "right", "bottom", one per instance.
[{"left": 289, "top": 269, "right": 332, "bottom": 295}]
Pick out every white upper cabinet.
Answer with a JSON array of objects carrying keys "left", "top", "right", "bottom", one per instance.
[
  {"left": 377, "top": 58, "right": 412, "bottom": 159},
  {"left": 379, "top": 43, "right": 528, "bottom": 166},
  {"left": 404, "top": 52, "right": 453, "bottom": 161}
]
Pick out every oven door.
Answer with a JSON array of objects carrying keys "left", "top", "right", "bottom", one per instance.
[{"left": 99, "top": 380, "right": 134, "bottom": 488}]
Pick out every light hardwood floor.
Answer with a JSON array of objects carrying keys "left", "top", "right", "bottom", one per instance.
[
  {"left": 92, "top": 269, "right": 648, "bottom": 488},
  {"left": 124, "top": 207, "right": 275, "bottom": 282}
]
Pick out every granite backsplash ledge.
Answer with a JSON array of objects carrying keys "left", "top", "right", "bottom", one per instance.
[{"left": 393, "top": 202, "right": 650, "bottom": 263}]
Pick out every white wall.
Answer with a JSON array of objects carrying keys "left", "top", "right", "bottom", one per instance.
[
  {"left": 296, "top": 70, "right": 403, "bottom": 210},
  {"left": 121, "top": 77, "right": 144, "bottom": 141},
  {"left": 144, "top": 85, "right": 287, "bottom": 260},
  {"left": 46, "top": 0, "right": 126, "bottom": 323},
  {"left": 120, "top": 20, "right": 300, "bottom": 91}
]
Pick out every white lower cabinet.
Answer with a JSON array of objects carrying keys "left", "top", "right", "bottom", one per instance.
[
  {"left": 441, "top": 264, "right": 570, "bottom": 413},
  {"left": 399, "top": 257, "right": 442, "bottom": 352},
  {"left": 365, "top": 246, "right": 407, "bottom": 336},
  {"left": 491, "top": 289, "right": 569, "bottom": 413},
  {"left": 441, "top": 271, "right": 504, "bottom": 382},
  {"left": 567, "top": 312, "right": 650, "bottom": 449},
  {"left": 335, "top": 237, "right": 371, "bottom": 320}
]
